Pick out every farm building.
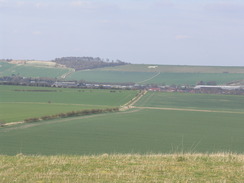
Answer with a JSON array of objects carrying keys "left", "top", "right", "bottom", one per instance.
[
  {"left": 194, "top": 85, "right": 244, "bottom": 90},
  {"left": 149, "top": 88, "right": 161, "bottom": 91},
  {"left": 52, "top": 81, "right": 79, "bottom": 88}
]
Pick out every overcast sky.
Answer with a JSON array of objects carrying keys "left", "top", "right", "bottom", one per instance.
[{"left": 1, "top": 0, "right": 244, "bottom": 66}]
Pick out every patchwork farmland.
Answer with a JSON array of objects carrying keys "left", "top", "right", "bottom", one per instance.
[
  {"left": 1, "top": 62, "right": 244, "bottom": 182},
  {"left": 0, "top": 85, "right": 244, "bottom": 155}
]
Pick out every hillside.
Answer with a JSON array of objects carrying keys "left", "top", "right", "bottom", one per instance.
[
  {"left": 0, "top": 60, "right": 69, "bottom": 78},
  {"left": 97, "top": 64, "right": 244, "bottom": 73},
  {"left": 1, "top": 60, "right": 244, "bottom": 85},
  {"left": 0, "top": 154, "right": 243, "bottom": 182}
]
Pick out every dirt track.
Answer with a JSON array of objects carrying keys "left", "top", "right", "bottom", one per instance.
[
  {"left": 137, "top": 72, "right": 160, "bottom": 84},
  {"left": 132, "top": 106, "right": 244, "bottom": 114},
  {"left": 120, "top": 90, "right": 147, "bottom": 111}
]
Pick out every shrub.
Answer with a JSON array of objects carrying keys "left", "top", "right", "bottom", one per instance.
[{"left": 24, "top": 118, "right": 40, "bottom": 123}]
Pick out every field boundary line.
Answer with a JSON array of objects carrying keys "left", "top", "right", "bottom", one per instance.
[
  {"left": 0, "top": 102, "right": 111, "bottom": 108},
  {"left": 60, "top": 68, "right": 75, "bottom": 79},
  {"left": 133, "top": 106, "right": 244, "bottom": 114},
  {"left": 137, "top": 72, "right": 160, "bottom": 84},
  {"left": 1, "top": 109, "right": 141, "bottom": 131}
]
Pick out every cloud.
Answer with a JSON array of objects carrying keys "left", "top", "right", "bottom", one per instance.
[
  {"left": 70, "top": 1, "right": 93, "bottom": 8},
  {"left": 34, "top": 2, "right": 49, "bottom": 9},
  {"left": 175, "top": 35, "right": 191, "bottom": 40},
  {"left": 0, "top": 1, "right": 49, "bottom": 10},
  {"left": 205, "top": 2, "right": 244, "bottom": 13},
  {"left": 0, "top": 0, "right": 10, "bottom": 8},
  {"left": 99, "top": 19, "right": 110, "bottom": 24},
  {"left": 154, "top": 0, "right": 174, "bottom": 8},
  {"left": 32, "top": 31, "right": 42, "bottom": 36}
]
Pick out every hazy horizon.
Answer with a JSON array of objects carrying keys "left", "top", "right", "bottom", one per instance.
[{"left": 1, "top": 0, "right": 244, "bottom": 66}]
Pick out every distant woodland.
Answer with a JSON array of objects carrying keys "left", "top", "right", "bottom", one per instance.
[{"left": 53, "top": 57, "right": 128, "bottom": 71}]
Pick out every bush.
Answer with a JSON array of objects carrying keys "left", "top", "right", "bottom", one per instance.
[{"left": 24, "top": 118, "right": 40, "bottom": 123}]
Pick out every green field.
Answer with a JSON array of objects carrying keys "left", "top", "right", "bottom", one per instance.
[
  {"left": 67, "top": 70, "right": 156, "bottom": 83},
  {"left": 0, "top": 108, "right": 244, "bottom": 155},
  {"left": 1, "top": 86, "right": 244, "bottom": 155},
  {"left": 0, "top": 85, "right": 137, "bottom": 123},
  {"left": 1, "top": 90, "right": 244, "bottom": 155},
  {"left": 135, "top": 92, "right": 244, "bottom": 112},
  {"left": 142, "top": 72, "right": 244, "bottom": 85},
  {"left": 0, "top": 62, "right": 14, "bottom": 73},
  {"left": 98, "top": 64, "right": 244, "bottom": 73},
  {"left": 67, "top": 70, "right": 244, "bottom": 85}
]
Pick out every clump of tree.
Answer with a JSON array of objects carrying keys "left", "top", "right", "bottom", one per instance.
[
  {"left": 24, "top": 108, "right": 119, "bottom": 123},
  {"left": 53, "top": 57, "right": 129, "bottom": 71},
  {"left": 0, "top": 59, "right": 13, "bottom": 62},
  {"left": 196, "top": 81, "right": 217, "bottom": 85}
]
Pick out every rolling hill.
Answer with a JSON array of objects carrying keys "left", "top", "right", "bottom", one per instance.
[{"left": 1, "top": 59, "right": 244, "bottom": 85}]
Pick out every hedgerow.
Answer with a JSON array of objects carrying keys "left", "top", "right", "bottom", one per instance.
[{"left": 24, "top": 108, "right": 119, "bottom": 123}]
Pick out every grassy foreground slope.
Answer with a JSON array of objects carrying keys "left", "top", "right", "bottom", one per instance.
[
  {"left": 0, "top": 154, "right": 243, "bottom": 182},
  {"left": 0, "top": 85, "right": 137, "bottom": 123}
]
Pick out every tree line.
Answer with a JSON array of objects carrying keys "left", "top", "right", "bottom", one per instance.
[
  {"left": 24, "top": 108, "right": 119, "bottom": 123},
  {"left": 53, "top": 57, "right": 129, "bottom": 71}
]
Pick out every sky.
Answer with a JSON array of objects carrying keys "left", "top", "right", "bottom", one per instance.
[{"left": 0, "top": 0, "right": 244, "bottom": 66}]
